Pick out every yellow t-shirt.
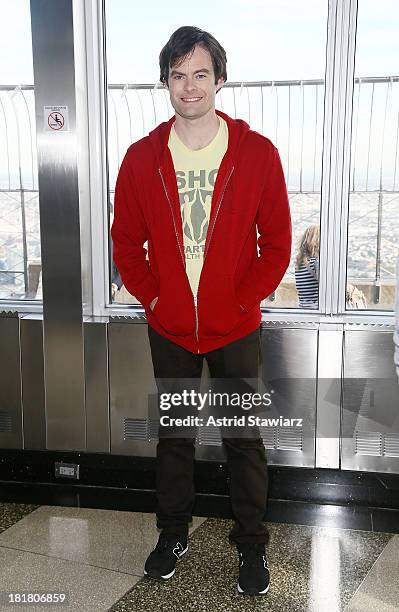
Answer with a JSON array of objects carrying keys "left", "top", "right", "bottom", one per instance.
[{"left": 168, "top": 116, "right": 228, "bottom": 297}]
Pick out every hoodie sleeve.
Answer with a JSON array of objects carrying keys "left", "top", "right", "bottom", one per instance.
[
  {"left": 110, "top": 149, "right": 158, "bottom": 308},
  {"left": 235, "top": 146, "right": 292, "bottom": 312},
  {"left": 394, "top": 253, "right": 399, "bottom": 379}
]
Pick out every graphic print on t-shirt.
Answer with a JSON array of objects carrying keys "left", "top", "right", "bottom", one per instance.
[
  {"left": 176, "top": 169, "right": 217, "bottom": 249},
  {"left": 168, "top": 117, "right": 228, "bottom": 297}
]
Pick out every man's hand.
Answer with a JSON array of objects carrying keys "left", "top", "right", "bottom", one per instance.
[{"left": 150, "top": 296, "right": 158, "bottom": 311}]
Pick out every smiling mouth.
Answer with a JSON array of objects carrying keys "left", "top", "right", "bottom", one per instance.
[{"left": 181, "top": 97, "right": 203, "bottom": 102}]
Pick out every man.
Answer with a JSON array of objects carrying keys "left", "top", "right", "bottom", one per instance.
[{"left": 111, "top": 26, "right": 291, "bottom": 595}]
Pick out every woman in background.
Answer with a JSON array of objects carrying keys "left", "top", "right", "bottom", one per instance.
[{"left": 295, "top": 224, "right": 320, "bottom": 308}]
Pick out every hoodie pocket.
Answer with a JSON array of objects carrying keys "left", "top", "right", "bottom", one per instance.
[
  {"left": 151, "top": 275, "right": 195, "bottom": 336},
  {"left": 200, "top": 273, "right": 244, "bottom": 336}
]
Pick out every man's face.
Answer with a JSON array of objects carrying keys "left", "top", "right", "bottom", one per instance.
[{"left": 166, "top": 45, "right": 224, "bottom": 121}]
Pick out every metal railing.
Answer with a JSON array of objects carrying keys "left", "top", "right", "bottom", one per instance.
[{"left": 107, "top": 78, "right": 326, "bottom": 192}]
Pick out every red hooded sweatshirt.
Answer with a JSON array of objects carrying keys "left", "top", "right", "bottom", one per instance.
[{"left": 111, "top": 109, "right": 292, "bottom": 354}]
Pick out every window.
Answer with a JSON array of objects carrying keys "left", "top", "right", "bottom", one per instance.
[
  {"left": 0, "top": 1, "right": 41, "bottom": 301},
  {"left": 346, "top": 0, "right": 399, "bottom": 311},
  {"left": 104, "top": 0, "right": 328, "bottom": 310}
]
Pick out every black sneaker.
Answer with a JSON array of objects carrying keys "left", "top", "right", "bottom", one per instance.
[
  {"left": 237, "top": 543, "right": 270, "bottom": 595},
  {"left": 144, "top": 533, "right": 188, "bottom": 579}
]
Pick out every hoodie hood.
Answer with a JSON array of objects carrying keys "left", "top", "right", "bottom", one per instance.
[{"left": 148, "top": 109, "right": 250, "bottom": 166}]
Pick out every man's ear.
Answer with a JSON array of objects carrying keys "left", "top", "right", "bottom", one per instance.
[{"left": 216, "top": 77, "right": 225, "bottom": 93}]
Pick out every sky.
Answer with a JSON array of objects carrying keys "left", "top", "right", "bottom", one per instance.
[{"left": 0, "top": 0, "right": 398, "bottom": 84}]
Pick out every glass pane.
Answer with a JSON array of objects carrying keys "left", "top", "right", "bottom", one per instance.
[
  {"left": 0, "top": 1, "right": 40, "bottom": 301},
  {"left": 106, "top": 1, "right": 328, "bottom": 310},
  {"left": 347, "top": 0, "right": 399, "bottom": 311}
]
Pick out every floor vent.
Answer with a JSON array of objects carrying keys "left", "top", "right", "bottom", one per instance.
[
  {"left": 260, "top": 427, "right": 277, "bottom": 449},
  {"left": 0, "top": 411, "right": 12, "bottom": 432},
  {"left": 124, "top": 418, "right": 148, "bottom": 441},
  {"left": 261, "top": 426, "right": 303, "bottom": 451},
  {"left": 148, "top": 418, "right": 160, "bottom": 439},
  {"left": 197, "top": 426, "right": 222, "bottom": 446},
  {"left": 383, "top": 433, "right": 399, "bottom": 457},
  {"left": 355, "top": 431, "right": 383, "bottom": 456},
  {"left": 277, "top": 427, "right": 303, "bottom": 451}
]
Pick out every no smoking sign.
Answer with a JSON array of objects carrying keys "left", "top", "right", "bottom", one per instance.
[{"left": 44, "top": 106, "right": 69, "bottom": 131}]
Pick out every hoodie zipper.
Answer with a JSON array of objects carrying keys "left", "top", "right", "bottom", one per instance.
[
  {"left": 158, "top": 168, "right": 185, "bottom": 268},
  {"left": 159, "top": 165, "right": 234, "bottom": 353},
  {"left": 159, "top": 167, "right": 201, "bottom": 350},
  {"left": 203, "top": 166, "right": 234, "bottom": 261},
  {"left": 193, "top": 295, "right": 199, "bottom": 346},
  {"left": 195, "top": 166, "right": 235, "bottom": 352}
]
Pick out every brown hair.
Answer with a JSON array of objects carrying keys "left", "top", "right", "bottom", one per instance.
[
  {"left": 159, "top": 26, "right": 227, "bottom": 89},
  {"left": 295, "top": 224, "right": 320, "bottom": 268}
]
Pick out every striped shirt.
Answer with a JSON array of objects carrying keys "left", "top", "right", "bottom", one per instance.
[{"left": 295, "top": 256, "right": 319, "bottom": 307}]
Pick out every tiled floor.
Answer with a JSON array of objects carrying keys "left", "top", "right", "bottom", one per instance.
[
  {"left": 0, "top": 503, "right": 39, "bottom": 534},
  {"left": 345, "top": 536, "right": 399, "bottom": 612},
  {"left": 0, "top": 502, "right": 397, "bottom": 612},
  {"left": 109, "top": 519, "right": 393, "bottom": 612},
  {"left": 0, "top": 504, "right": 204, "bottom": 611}
]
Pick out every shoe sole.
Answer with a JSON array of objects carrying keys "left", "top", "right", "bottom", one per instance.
[
  {"left": 237, "top": 582, "right": 269, "bottom": 595},
  {"left": 144, "top": 545, "right": 188, "bottom": 580}
]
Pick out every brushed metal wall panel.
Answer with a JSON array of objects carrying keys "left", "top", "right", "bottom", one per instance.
[
  {"left": 315, "top": 325, "right": 343, "bottom": 469},
  {"left": 258, "top": 326, "right": 317, "bottom": 467},
  {"left": 342, "top": 330, "right": 399, "bottom": 473},
  {"left": 20, "top": 316, "right": 46, "bottom": 449},
  {"left": 192, "top": 326, "right": 318, "bottom": 464},
  {"left": 109, "top": 321, "right": 158, "bottom": 456},
  {"left": 30, "top": 0, "right": 86, "bottom": 449},
  {"left": 0, "top": 316, "right": 23, "bottom": 449},
  {"left": 84, "top": 319, "right": 110, "bottom": 453}
]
